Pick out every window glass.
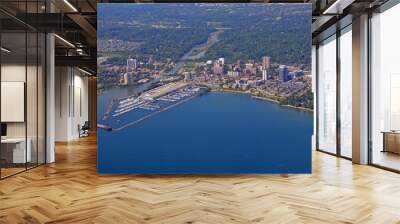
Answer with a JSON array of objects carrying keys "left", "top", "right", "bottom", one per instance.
[
  {"left": 1, "top": 30, "right": 28, "bottom": 177},
  {"left": 371, "top": 3, "right": 400, "bottom": 171},
  {"left": 340, "top": 27, "right": 352, "bottom": 158},
  {"left": 317, "top": 35, "right": 337, "bottom": 154}
]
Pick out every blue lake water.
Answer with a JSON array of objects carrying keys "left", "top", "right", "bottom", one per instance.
[{"left": 97, "top": 90, "right": 313, "bottom": 174}]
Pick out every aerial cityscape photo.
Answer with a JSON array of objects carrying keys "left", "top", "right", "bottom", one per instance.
[{"left": 97, "top": 3, "right": 313, "bottom": 173}]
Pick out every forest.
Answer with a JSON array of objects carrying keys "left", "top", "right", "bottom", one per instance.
[{"left": 98, "top": 3, "right": 311, "bottom": 65}]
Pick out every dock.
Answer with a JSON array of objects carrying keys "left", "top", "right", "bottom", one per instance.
[
  {"left": 112, "top": 94, "right": 199, "bottom": 132},
  {"left": 97, "top": 124, "right": 113, "bottom": 131},
  {"left": 102, "top": 99, "right": 115, "bottom": 121},
  {"left": 99, "top": 82, "right": 207, "bottom": 131}
]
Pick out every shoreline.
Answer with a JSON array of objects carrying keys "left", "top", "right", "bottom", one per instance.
[
  {"left": 100, "top": 86, "right": 313, "bottom": 113},
  {"left": 216, "top": 88, "right": 313, "bottom": 113}
]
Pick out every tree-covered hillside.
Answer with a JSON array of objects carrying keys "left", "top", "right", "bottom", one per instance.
[{"left": 98, "top": 3, "right": 311, "bottom": 65}]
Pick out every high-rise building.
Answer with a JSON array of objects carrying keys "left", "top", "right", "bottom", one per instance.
[
  {"left": 127, "top": 58, "right": 137, "bottom": 72},
  {"left": 262, "top": 69, "right": 268, "bottom": 81},
  {"left": 262, "top": 56, "right": 270, "bottom": 70},
  {"left": 278, "top": 65, "right": 290, "bottom": 82},
  {"left": 213, "top": 60, "right": 224, "bottom": 75}
]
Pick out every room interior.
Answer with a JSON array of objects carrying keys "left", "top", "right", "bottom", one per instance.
[
  {"left": 369, "top": 3, "right": 400, "bottom": 170},
  {"left": 0, "top": 0, "right": 399, "bottom": 223}
]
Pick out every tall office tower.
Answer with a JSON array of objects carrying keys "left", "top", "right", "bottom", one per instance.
[
  {"left": 262, "top": 56, "right": 270, "bottom": 70},
  {"left": 213, "top": 60, "right": 224, "bottom": 75},
  {"left": 278, "top": 65, "right": 290, "bottom": 82},
  {"left": 218, "top": 57, "right": 225, "bottom": 65},
  {"left": 262, "top": 69, "right": 268, "bottom": 81},
  {"left": 127, "top": 58, "right": 137, "bottom": 72}
]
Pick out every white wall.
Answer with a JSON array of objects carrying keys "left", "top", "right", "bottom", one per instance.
[
  {"left": 1, "top": 64, "right": 26, "bottom": 138},
  {"left": 55, "top": 66, "right": 70, "bottom": 141},
  {"left": 1, "top": 63, "right": 46, "bottom": 164},
  {"left": 1, "top": 65, "right": 41, "bottom": 138},
  {"left": 1, "top": 64, "right": 26, "bottom": 81},
  {"left": 73, "top": 73, "right": 89, "bottom": 138},
  {"left": 55, "top": 67, "right": 89, "bottom": 141}
]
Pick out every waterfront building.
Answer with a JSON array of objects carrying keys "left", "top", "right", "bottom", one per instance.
[{"left": 127, "top": 58, "right": 137, "bottom": 71}]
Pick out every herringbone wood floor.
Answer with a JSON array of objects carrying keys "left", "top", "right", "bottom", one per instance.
[{"left": 1, "top": 135, "right": 400, "bottom": 224}]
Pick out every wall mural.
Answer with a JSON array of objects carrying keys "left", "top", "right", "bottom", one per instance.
[{"left": 97, "top": 3, "right": 313, "bottom": 174}]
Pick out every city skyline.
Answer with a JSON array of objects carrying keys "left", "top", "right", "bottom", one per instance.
[{"left": 98, "top": 3, "right": 312, "bottom": 110}]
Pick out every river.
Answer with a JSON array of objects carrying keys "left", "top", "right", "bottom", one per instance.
[{"left": 168, "top": 30, "right": 223, "bottom": 75}]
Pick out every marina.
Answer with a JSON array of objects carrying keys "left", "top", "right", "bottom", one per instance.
[{"left": 98, "top": 82, "right": 208, "bottom": 131}]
